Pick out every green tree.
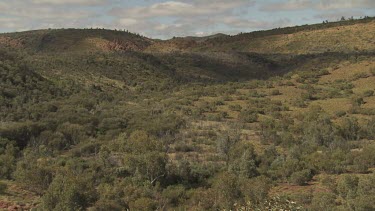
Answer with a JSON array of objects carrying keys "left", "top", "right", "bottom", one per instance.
[
  {"left": 337, "top": 174, "right": 359, "bottom": 199},
  {"left": 40, "top": 173, "right": 97, "bottom": 211},
  {"left": 0, "top": 138, "right": 18, "bottom": 179},
  {"left": 310, "top": 192, "right": 336, "bottom": 211},
  {"left": 122, "top": 131, "right": 167, "bottom": 185},
  {"left": 240, "top": 176, "right": 272, "bottom": 204},
  {"left": 212, "top": 172, "right": 240, "bottom": 210}
]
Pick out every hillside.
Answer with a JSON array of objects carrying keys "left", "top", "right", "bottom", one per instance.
[
  {"left": 147, "top": 17, "right": 375, "bottom": 54},
  {"left": 0, "top": 18, "right": 375, "bottom": 210}
]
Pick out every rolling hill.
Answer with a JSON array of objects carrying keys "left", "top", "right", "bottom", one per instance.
[{"left": 0, "top": 17, "right": 375, "bottom": 210}]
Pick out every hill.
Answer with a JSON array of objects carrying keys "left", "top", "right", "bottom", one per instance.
[
  {"left": 0, "top": 18, "right": 375, "bottom": 210},
  {"left": 148, "top": 17, "right": 375, "bottom": 54}
]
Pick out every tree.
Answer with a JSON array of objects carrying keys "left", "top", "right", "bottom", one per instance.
[
  {"left": 228, "top": 142, "right": 259, "bottom": 178},
  {"left": 337, "top": 174, "right": 359, "bottom": 199},
  {"left": 40, "top": 172, "right": 97, "bottom": 210},
  {"left": 121, "top": 131, "right": 167, "bottom": 185},
  {"left": 310, "top": 192, "right": 336, "bottom": 211},
  {"left": 0, "top": 182, "right": 7, "bottom": 194},
  {"left": 13, "top": 149, "right": 53, "bottom": 194},
  {"left": 217, "top": 130, "right": 240, "bottom": 165},
  {"left": 212, "top": 172, "right": 240, "bottom": 210},
  {"left": 303, "top": 115, "right": 337, "bottom": 147},
  {"left": 0, "top": 138, "right": 18, "bottom": 179},
  {"left": 354, "top": 173, "right": 375, "bottom": 211},
  {"left": 339, "top": 117, "right": 360, "bottom": 141},
  {"left": 240, "top": 176, "right": 272, "bottom": 204}
]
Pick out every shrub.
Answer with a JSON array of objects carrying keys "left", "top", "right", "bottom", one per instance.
[
  {"left": 0, "top": 182, "right": 7, "bottom": 194},
  {"left": 271, "top": 89, "right": 281, "bottom": 96},
  {"left": 363, "top": 90, "right": 374, "bottom": 97},
  {"left": 285, "top": 81, "right": 295, "bottom": 86},
  {"left": 289, "top": 169, "right": 313, "bottom": 185},
  {"left": 310, "top": 192, "right": 336, "bottom": 211},
  {"left": 351, "top": 96, "right": 365, "bottom": 106},
  {"left": 321, "top": 175, "right": 337, "bottom": 193},
  {"left": 40, "top": 173, "right": 96, "bottom": 211},
  {"left": 239, "top": 110, "right": 258, "bottom": 123},
  {"left": 212, "top": 172, "right": 240, "bottom": 210},
  {"left": 352, "top": 72, "right": 369, "bottom": 80},
  {"left": 337, "top": 174, "right": 359, "bottom": 199},
  {"left": 335, "top": 110, "right": 346, "bottom": 117},
  {"left": 370, "top": 67, "right": 375, "bottom": 76},
  {"left": 338, "top": 117, "right": 360, "bottom": 141},
  {"left": 130, "top": 197, "right": 157, "bottom": 211},
  {"left": 229, "top": 104, "right": 242, "bottom": 111},
  {"left": 240, "top": 176, "right": 272, "bottom": 204}
]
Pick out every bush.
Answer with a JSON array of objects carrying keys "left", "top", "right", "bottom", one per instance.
[
  {"left": 271, "top": 89, "right": 281, "bottom": 95},
  {"left": 310, "top": 192, "right": 336, "bottom": 211},
  {"left": 321, "top": 175, "right": 337, "bottom": 193},
  {"left": 240, "top": 176, "right": 272, "bottom": 204},
  {"left": 352, "top": 72, "right": 369, "bottom": 80},
  {"left": 335, "top": 110, "right": 346, "bottom": 117},
  {"left": 351, "top": 96, "right": 365, "bottom": 106},
  {"left": 229, "top": 104, "right": 242, "bottom": 111},
  {"left": 337, "top": 174, "right": 359, "bottom": 199},
  {"left": 289, "top": 169, "right": 313, "bottom": 185},
  {"left": 130, "top": 197, "right": 157, "bottom": 211},
  {"left": 338, "top": 117, "right": 360, "bottom": 141},
  {"left": 370, "top": 67, "right": 375, "bottom": 76},
  {"left": 212, "top": 172, "right": 240, "bottom": 210},
  {"left": 0, "top": 182, "right": 7, "bottom": 194},
  {"left": 239, "top": 110, "right": 258, "bottom": 123},
  {"left": 363, "top": 90, "right": 374, "bottom": 97},
  {"left": 40, "top": 173, "right": 97, "bottom": 210}
]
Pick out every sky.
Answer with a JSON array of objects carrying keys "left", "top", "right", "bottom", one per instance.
[{"left": 0, "top": 0, "right": 374, "bottom": 39}]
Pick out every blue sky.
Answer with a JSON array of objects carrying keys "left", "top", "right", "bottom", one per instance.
[{"left": 0, "top": 0, "right": 374, "bottom": 39}]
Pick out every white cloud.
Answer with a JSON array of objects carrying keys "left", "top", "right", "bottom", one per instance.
[
  {"left": 118, "top": 18, "right": 138, "bottom": 26},
  {"left": 261, "top": 0, "right": 375, "bottom": 11},
  {"left": 261, "top": 0, "right": 311, "bottom": 11},
  {"left": 110, "top": 0, "right": 255, "bottom": 19},
  {"left": 0, "top": 0, "right": 373, "bottom": 38},
  {"left": 30, "top": 0, "right": 107, "bottom": 6}
]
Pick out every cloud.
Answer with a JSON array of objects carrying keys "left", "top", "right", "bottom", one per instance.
[
  {"left": 110, "top": 0, "right": 255, "bottom": 19},
  {"left": 314, "top": 11, "right": 366, "bottom": 20},
  {"left": 261, "top": 0, "right": 312, "bottom": 11},
  {"left": 0, "top": 0, "right": 373, "bottom": 38},
  {"left": 0, "top": 1, "right": 97, "bottom": 19},
  {"left": 108, "top": 0, "right": 258, "bottom": 38},
  {"left": 219, "top": 16, "right": 291, "bottom": 29},
  {"left": 261, "top": 0, "right": 375, "bottom": 11},
  {"left": 30, "top": 0, "right": 107, "bottom": 6}
]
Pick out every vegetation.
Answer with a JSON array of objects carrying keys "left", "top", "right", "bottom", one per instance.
[{"left": 0, "top": 17, "right": 374, "bottom": 210}]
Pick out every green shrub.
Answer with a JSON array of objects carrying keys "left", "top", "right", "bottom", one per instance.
[
  {"left": 370, "top": 67, "right": 375, "bottom": 76},
  {"left": 352, "top": 72, "right": 369, "bottom": 80},
  {"left": 41, "top": 173, "right": 96, "bottom": 211},
  {"left": 363, "top": 90, "right": 374, "bottom": 97},
  {"left": 229, "top": 104, "right": 242, "bottom": 111},
  {"left": 310, "top": 192, "right": 336, "bottom": 211},
  {"left": 239, "top": 110, "right": 258, "bottom": 123},
  {"left": 321, "top": 175, "right": 337, "bottom": 193},
  {"left": 351, "top": 96, "right": 365, "bottom": 106},
  {"left": 271, "top": 89, "right": 281, "bottom": 96},
  {"left": 335, "top": 110, "right": 346, "bottom": 117},
  {"left": 337, "top": 174, "right": 359, "bottom": 199},
  {"left": 289, "top": 169, "right": 313, "bottom": 185},
  {"left": 0, "top": 182, "right": 7, "bottom": 194}
]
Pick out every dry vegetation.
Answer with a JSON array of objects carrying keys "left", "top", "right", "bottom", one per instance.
[{"left": 0, "top": 17, "right": 374, "bottom": 210}]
